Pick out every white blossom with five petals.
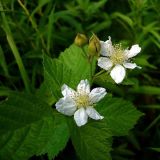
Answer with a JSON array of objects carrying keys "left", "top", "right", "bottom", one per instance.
[
  {"left": 98, "top": 36, "right": 141, "bottom": 84},
  {"left": 55, "top": 79, "right": 107, "bottom": 127}
]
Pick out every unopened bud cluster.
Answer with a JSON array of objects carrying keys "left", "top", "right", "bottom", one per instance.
[{"left": 74, "top": 33, "right": 101, "bottom": 59}]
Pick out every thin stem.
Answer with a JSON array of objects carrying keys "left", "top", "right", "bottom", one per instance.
[
  {"left": 18, "top": 0, "right": 49, "bottom": 55},
  {"left": 17, "top": 0, "right": 38, "bottom": 31},
  {"left": 144, "top": 114, "right": 160, "bottom": 132},
  {"left": 0, "top": 45, "right": 10, "bottom": 77},
  {"left": 0, "top": 2, "right": 31, "bottom": 93},
  {"left": 94, "top": 70, "right": 106, "bottom": 78}
]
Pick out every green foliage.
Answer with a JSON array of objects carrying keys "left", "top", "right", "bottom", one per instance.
[
  {"left": 43, "top": 44, "right": 95, "bottom": 100},
  {"left": 0, "top": 93, "right": 69, "bottom": 160},
  {"left": 68, "top": 119, "right": 112, "bottom": 160},
  {"left": 39, "top": 111, "right": 69, "bottom": 160},
  {"left": 59, "top": 45, "right": 92, "bottom": 78},
  {"left": 129, "top": 86, "right": 160, "bottom": 95},
  {"left": 36, "top": 81, "right": 56, "bottom": 105},
  {"left": 0, "top": 46, "right": 9, "bottom": 77},
  {"left": 0, "top": 0, "right": 160, "bottom": 159},
  {"left": 43, "top": 57, "right": 72, "bottom": 100},
  {"left": 150, "top": 148, "right": 160, "bottom": 152},
  {"left": 97, "top": 97, "right": 143, "bottom": 136},
  {"left": 42, "top": 42, "right": 142, "bottom": 160}
]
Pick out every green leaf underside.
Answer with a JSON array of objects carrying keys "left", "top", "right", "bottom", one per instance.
[
  {"left": 96, "top": 97, "right": 143, "bottom": 136},
  {"left": 69, "top": 119, "right": 112, "bottom": 160},
  {"left": 0, "top": 93, "right": 69, "bottom": 160},
  {"left": 43, "top": 44, "right": 95, "bottom": 100}
]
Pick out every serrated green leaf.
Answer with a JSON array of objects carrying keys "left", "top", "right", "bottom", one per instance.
[
  {"left": 0, "top": 93, "right": 69, "bottom": 160},
  {"left": 43, "top": 44, "right": 95, "bottom": 100},
  {"left": 43, "top": 57, "right": 72, "bottom": 100},
  {"left": 59, "top": 44, "right": 94, "bottom": 82},
  {"left": 96, "top": 97, "right": 143, "bottom": 136},
  {"left": 69, "top": 119, "right": 112, "bottom": 160},
  {"left": 39, "top": 111, "right": 69, "bottom": 160},
  {"left": 36, "top": 81, "right": 57, "bottom": 106}
]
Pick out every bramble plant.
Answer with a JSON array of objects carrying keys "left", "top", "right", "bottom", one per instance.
[
  {"left": 0, "top": 31, "right": 143, "bottom": 159},
  {"left": 0, "top": 1, "right": 160, "bottom": 160}
]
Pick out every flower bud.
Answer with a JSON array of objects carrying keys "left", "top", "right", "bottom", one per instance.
[
  {"left": 88, "top": 34, "right": 101, "bottom": 57},
  {"left": 74, "top": 33, "right": 88, "bottom": 47}
]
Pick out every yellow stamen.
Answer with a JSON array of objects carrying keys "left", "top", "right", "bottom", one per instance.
[
  {"left": 110, "top": 43, "right": 126, "bottom": 64},
  {"left": 74, "top": 93, "right": 90, "bottom": 108}
]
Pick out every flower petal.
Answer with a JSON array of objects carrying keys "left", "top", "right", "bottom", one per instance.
[
  {"left": 98, "top": 57, "right": 113, "bottom": 70},
  {"left": 89, "top": 87, "right": 107, "bottom": 103},
  {"left": 123, "top": 62, "right": 137, "bottom": 69},
  {"left": 77, "top": 79, "right": 90, "bottom": 94},
  {"left": 100, "top": 36, "right": 113, "bottom": 56},
  {"left": 127, "top": 44, "right": 141, "bottom": 58},
  {"left": 86, "top": 106, "right": 104, "bottom": 120},
  {"left": 74, "top": 108, "right": 88, "bottom": 127},
  {"left": 55, "top": 97, "right": 77, "bottom": 116},
  {"left": 61, "top": 84, "right": 75, "bottom": 97},
  {"left": 110, "top": 65, "right": 126, "bottom": 84}
]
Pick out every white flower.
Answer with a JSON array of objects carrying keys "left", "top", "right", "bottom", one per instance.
[
  {"left": 55, "top": 79, "right": 107, "bottom": 127},
  {"left": 98, "top": 36, "right": 141, "bottom": 84}
]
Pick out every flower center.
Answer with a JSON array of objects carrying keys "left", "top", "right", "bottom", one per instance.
[
  {"left": 74, "top": 93, "right": 90, "bottom": 108},
  {"left": 110, "top": 44, "right": 126, "bottom": 65}
]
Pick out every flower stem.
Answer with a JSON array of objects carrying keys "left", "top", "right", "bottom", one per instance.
[
  {"left": 94, "top": 70, "right": 106, "bottom": 78},
  {"left": 0, "top": 2, "right": 31, "bottom": 93}
]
